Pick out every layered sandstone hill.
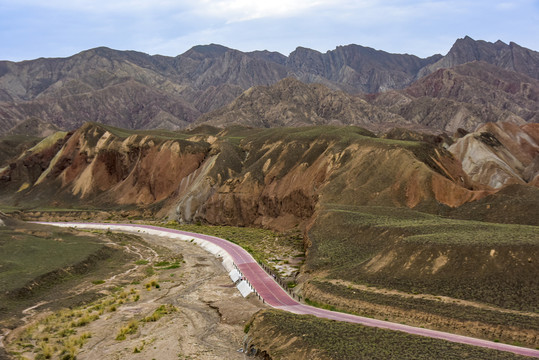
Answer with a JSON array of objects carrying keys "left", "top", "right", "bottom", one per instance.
[
  {"left": 1, "top": 123, "right": 490, "bottom": 229},
  {"left": 0, "top": 123, "right": 209, "bottom": 207},
  {"left": 449, "top": 122, "right": 539, "bottom": 188}
]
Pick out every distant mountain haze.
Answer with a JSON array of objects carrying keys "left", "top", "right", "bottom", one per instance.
[{"left": 0, "top": 36, "right": 537, "bottom": 135}]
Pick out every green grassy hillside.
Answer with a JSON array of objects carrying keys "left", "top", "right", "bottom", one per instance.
[
  {"left": 246, "top": 309, "right": 530, "bottom": 360},
  {"left": 307, "top": 205, "right": 538, "bottom": 311}
]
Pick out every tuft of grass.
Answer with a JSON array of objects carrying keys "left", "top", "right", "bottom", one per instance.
[
  {"left": 57, "top": 328, "right": 76, "bottom": 338},
  {"left": 142, "top": 304, "right": 178, "bottom": 322},
  {"left": 116, "top": 320, "right": 139, "bottom": 341},
  {"left": 38, "top": 341, "right": 54, "bottom": 359},
  {"left": 71, "top": 314, "right": 99, "bottom": 327},
  {"left": 144, "top": 266, "right": 155, "bottom": 277},
  {"left": 145, "top": 280, "right": 160, "bottom": 290}
]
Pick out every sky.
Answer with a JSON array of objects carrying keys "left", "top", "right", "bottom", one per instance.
[{"left": 0, "top": 0, "right": 538, "bottom": 61}]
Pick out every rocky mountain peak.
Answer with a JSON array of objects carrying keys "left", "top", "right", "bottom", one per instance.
[
  {"left": 419, "top": 36, "right": 539, "bottom": 80},
  {"left": 247, "top": 50, "right": 288, "bottom": 65},
  {"left": 182, "top": 44, "right": 231, "bottom": 60}
]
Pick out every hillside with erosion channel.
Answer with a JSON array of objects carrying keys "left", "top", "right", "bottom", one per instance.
[{"left": 1, "top": 122, "right": 538, "bottom": 359}]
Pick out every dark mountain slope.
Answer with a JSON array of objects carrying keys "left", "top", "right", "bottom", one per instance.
[
  {"left": 195, "top": 78, "right": 408, "bottom": 130},
  {"left": 287, "top": 44, "right": 442, "bottom": 93},
  {"left": 366, "top": 61, "right": 539, "bottom": 132},
  {"left": 419, "top": 36, "right": 539, "bottom": 80},
  {"left": 0, "top": 37, "right": 538, "bottom": 135}
]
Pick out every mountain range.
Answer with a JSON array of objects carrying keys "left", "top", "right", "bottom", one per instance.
[
  {"left": 1, "top": 36, "right": 539, "bottom": 357},
  {"left": 0, "top": 36, "right": 538, "bottom": 135}
]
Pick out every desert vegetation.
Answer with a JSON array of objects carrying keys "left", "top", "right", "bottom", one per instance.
[
  {"left": 307, "top": 205, "right": 539, "bottom": 311},
  {"left": 245, "top": 309, "right": 531, "bottom": 360},
  {"left": 8, "top": 286, "right": 139, "bottom": 359},
  {"left": 7, "top": 283, "right": 181, "bottom": 359}
]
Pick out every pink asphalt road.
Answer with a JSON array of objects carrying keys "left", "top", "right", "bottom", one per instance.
[{"left": 39, "top": 222, "right": 539, "bottom": 358}]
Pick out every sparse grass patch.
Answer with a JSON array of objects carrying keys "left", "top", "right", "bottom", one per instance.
[
  {"left": 307, "top": 280, "right": 539, "bottom": 332},
  {"left": 247, "top": 309, "right": 531, "bottom": 360},
  {"left": 321, "top": 205, "right": 539, "bottom": 245},
  {"left": 116, "top": 320, "right": 139, "bottom": 341},
  {"left": 307, "top": 204, "right": 539, "bottom": 311},
  {"left": 0, "top": 230, "right": 103, "bottom": 294},
  {"left": 71, "top": 314, "right": 99, "bottom": 327},
  {"left": 142, "top": 304, "right": 178, "bottom": 322},
  {"left": 144, "top": 265, "right": 155, "bottom": 277},
  {"left": 162, "top": 223, "right": 304, "bottom": 270},
  {"left": 154, "top": 256, "right": 182, "bottom": 270}
]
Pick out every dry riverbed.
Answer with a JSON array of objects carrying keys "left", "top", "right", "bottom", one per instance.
[{"left": 3, "top": 232, "right": 265, "bottom": 360}]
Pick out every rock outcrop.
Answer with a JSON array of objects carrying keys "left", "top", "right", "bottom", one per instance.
[
  {"left": 195, "top": 78, "right": 409, "bottom": 130},
  {"left": 419, "top": 36, "right": 539, "bottom": 80},
  {"left": 286, "top": 44, "right": 442, "bottom": 93},
  {"left": 449, "top": 122, "right": 539, "bottom": 188},
  {"left": 367, "top": 61, "right": 539, "bottom": 133}
]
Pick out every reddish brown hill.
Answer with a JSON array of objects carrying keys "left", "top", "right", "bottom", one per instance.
[
  {"left": 0, "top": 123, "right": 210, "bottom": 208},
  {"left": 367, "top": 61, "right": 539, "bottom": 133},
  {"left": 407, "top": 61, "right": 539, "bottom": 123},
  {"left": 0, "top": 124, "right": 492, "bottom": 230}
]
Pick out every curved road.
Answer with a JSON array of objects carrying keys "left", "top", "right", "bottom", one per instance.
[{"left": 37, "top": 222, "right": 539, "bottom": 358}]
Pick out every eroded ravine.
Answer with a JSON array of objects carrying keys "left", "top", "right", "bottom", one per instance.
[
  {"left": 4, "top": 232, "right": 264, "bottom": 360},
  {"left": 76, "top": 233, "right": 264, "bottom": 360}
]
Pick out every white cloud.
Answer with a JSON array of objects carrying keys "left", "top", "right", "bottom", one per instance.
[
  {"left": 1, "top": 0, "right": 538, "bottom": 61},
  {"left": 1, "top": 0, "right": 182, "bottom": 13},
  {"left": 191, "top": 0, "right": 357, "bottom": 22}
]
